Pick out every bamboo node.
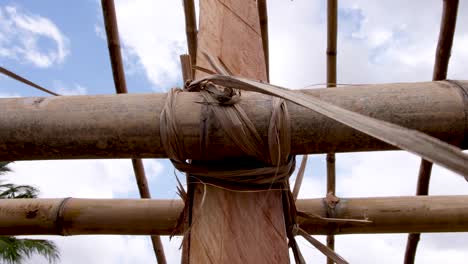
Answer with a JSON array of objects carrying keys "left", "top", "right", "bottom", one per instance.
[{"left": 55, "top": 197, "right": 72, "bottom": 236}]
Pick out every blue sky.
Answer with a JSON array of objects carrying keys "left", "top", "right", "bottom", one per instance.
[
  {"left": 0, "top": 0, "right": 160, "bottom": 97},
  {"left": 1, "top": 0, "right": 468, "bottom": 263}
]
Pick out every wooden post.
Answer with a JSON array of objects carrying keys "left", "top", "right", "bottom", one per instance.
[{"left": 186, "top": 0, "right": 289, "bottom": 263}]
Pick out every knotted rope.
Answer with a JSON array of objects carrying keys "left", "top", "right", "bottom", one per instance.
[{"left": 160, "top": 81, "right": 295, "bottom": 190}]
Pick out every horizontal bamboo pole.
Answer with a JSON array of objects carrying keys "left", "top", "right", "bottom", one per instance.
[
  {"left": 0, "top": 80, "right": 467, "bottom": 161},
  {"left": 1, "top": 196, "right": 468, "bottom": 236}
]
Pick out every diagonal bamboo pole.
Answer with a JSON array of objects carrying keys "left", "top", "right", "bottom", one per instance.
[
  {"left": 2, "top": 196, "right": 468, "bottom": 236},
  {"left": 326, "top": 1, "right": 338, "bottom": 263},
  {"left": 101, "top": 0, "right": 166, "bottom": 263},
  {"left": 0, "top": 67, "right": 59, "bottom": 96},
  {"left": 404, "top": 1, "right": 459, "bottom": 263}
]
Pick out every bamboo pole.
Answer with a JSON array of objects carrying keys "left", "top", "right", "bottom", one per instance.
[
  {"left": 0, "top": 67, "right": 60, "bottom": 96},
  {"left": 182, "top": 0, "right": 197, "bottom": 76},
  {"left": 257, "top": 0, "right": 269, "bottom": 81},
  {"left": 180, "top": 54, "right": 193, "bottom": 81},
  {"left": 0, "top": 80, "right": 467, "bottom": 161},
  {"left": 101, "top": 1, "right": 166, "bottom": 263},
  {"left": 404, "top": 1, "right": 459, "bottom": 263},
  {"left": 326, "top": 1, "right": 338, "bottom": 262},
  {"left": 2, "top": 196, "right": 468, "bottom": 236}
]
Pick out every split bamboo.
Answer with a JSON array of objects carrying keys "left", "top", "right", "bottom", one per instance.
[
  {"left": 404, "top": 1, "right": 460, "bottom": 263},
  {"left": 189, "top": 0, "right": 288, "bottom": 262},
  {"left": 101, "top": 0, "right": 166, "bottom": 262},
  {"left": 2, "top": 196, "right": 468, "bottom": 236},
  {"left": 326, "top": 1, "right": 338, "bottom": 262},
  {"left": 0, "top": 80, "right": 466, "bottom": 161}
]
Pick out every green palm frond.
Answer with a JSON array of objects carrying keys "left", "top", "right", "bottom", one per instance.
[
  {"left": 0, "top": 237, "right": 60, "bottom": 264},
  {"left": 0, "top": 184, "right": 39, "bottom": 199},
  {"left": 0, "top": 162, "right": 11, "bottom": 175}
]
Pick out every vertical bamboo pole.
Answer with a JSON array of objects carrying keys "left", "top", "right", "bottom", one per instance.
[
  {"left": 326, "top": 1, "right": 337, "bottom": 263},
  {"left": 185, "top": 0, "right": 288, "bottom": 263},
  {"left": 258, "top": 0, "right": 269, "bottom": 82},
  {"left": 403, "top": 1, "right": 459, "bottom": 263},
  {"left": 183, "top": 0, "right": 197, "bottom": 77},
  {"left": 101, "top": 1, "right": 166, "bottom": 263}
]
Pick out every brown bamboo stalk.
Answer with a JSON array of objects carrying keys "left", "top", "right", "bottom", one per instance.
[
  {"left": 180, "top": 54, "right": 193, "bottom": 81},
  {"left": 183, "top": 0, "right": 197, "bottom": 76},
  {"left": 293, "top": 155, "right": 308, "bottom": 200},
  {"left": 101, "top": 0, "right": 127, "bottom": 94},
  {"left": 101, "top": 0, "right": 166, "bottom": 263},
  {"left": 404, "top": 1, "right": 459, "bottom": 263},
  {"left": 326, "top": 0, "right": 338, "bottom": 262},
  {"left": 3, "top": 196, "right": 468, "bottom": 236},
  {"left": 257, "top": 0, "right": 269, "bottom": 81},
  {"left": 0, "top": 80, "right": 467, "bottom": 161},
  {"left": 0, "top": 67, "right": 60, "bottom": 96}
]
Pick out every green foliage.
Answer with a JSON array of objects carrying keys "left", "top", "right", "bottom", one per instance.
[
  {"left": 0, "top": 237, "right": 60, "bottom": 264},
  {"left": 0, "top": 184, "right": 39, "bottom": 199},
  {"left": 0, "top": 162, "right": 11, "bottom": 175},
  {"left": 0, "top": 162, "right": 60, "bottom": 263}
]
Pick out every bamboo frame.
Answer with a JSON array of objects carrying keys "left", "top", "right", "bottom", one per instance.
[
  {"left": 2, "top": 196, "right": 468, "bottom": 236},
  {"left": 325, "top": 1, "right": 338, "bottom": 262},
  {"left": 101, "top": 1, "right": 166, "bottom": 262},
  {"left": 0, "top": 80, "right": 466, "bottom": 161},
  {"left": 404, "top": 1, "right": 460, "bottom": 263}
]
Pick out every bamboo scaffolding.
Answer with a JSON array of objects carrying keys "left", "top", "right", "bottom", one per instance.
[
  {"left": 0, "top": 80, "right": 466, "bottom": 161},
  {"left": 326, "top": 1, "right": 338, "bottom": 262},
  {"left": 2, "top": 196, "right": 468, "bottom": 236},
  {"left": 101, "top": 1, "right": 166, "bottom": 263},
  {"left": 404, "top": 1, "right": 460, "bottom": 263}
]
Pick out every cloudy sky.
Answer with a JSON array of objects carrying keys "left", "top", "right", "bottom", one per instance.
[{"left": 0, "top": 0, "right": 467, "bottom": 263}]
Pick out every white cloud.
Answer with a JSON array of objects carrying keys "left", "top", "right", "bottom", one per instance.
[
  {"left": 7, "top": 160, "right": 137, "bottom": 198},
  {"left": 52, "top": 80, "right": 88, "bottom": 95},
  {"left": 0, "top": 92, "right": 21, "bottom": 98},
  {"left": 94, "top": 24, "right": 106, "bottom": 40},
  {"left": 100, "top": 0, "right": 188, "bottom": 89},
  {"left": 0, "top": 5, "right": 70, "bottom": 68},
  {"left": 23, "top": 236, "right": 183, "bottom": 264}
]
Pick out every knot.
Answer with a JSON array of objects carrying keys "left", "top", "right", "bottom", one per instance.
[
  {"left": 160, "top": 77, "right": 294, "bottom": 189},
  {"left": 200, "top": 81, "right": 240, "bottom": 105}
]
